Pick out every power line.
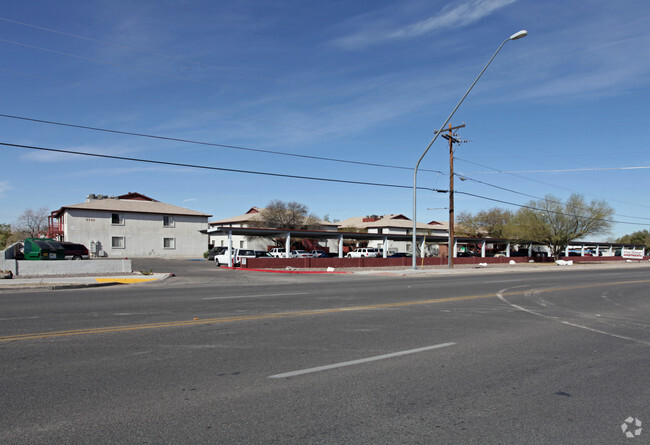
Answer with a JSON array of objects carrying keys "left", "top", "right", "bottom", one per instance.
[
  {"left": 0, "top": 66, "right": 416, "bottom": 153},
  {"left": 456, "top": 156, "right": 650, "bottom": 216},
  {"left": 461, "top": 165, "right": 650, "bottom": 174},
  {"left": 456, "top": 172, "right": 650, "bottom": 222},
  {"left": 455, "top": 191, "right": 646, "bottom": 226},
  {"left": 0, "top": 16, "right": 285, "bottom": 83},
  {"left": 0, "top": 113, "right": 444, "bottom": 175},
  {"left": 2, "top": 140, "right": 644, "bottom": 227},
  {"left": 0, "top": 141, "right": 446, "bottom": 193}
]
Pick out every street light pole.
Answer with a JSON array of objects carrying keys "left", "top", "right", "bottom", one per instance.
[{"left": 411, "top": 30, "right": 527, "bottom": 269}]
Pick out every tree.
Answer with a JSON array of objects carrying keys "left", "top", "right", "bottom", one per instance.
[
  {"left": 252, "top": 200, "right": 321, "bottom": 247},
  {"left": 255, "top": 200, "right": 320, "bottom": 230},
  {"left": 15, "top": 207, "right": 50, "bottom": 238},
  {"left": 456, "top": 208, "right": 513, "bottom": 238},
  {"left": 616, "top": 230, "right": 650, "bottom": 249},
  {"left": 0, "top": 223, "right": 12, "bottom": 249},
  {"left": 506, "top": 194, "right": 613, "bottom": 259}
]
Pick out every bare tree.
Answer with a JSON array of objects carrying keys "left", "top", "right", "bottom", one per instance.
[
  {"left": 506, "top": 194, "right": 613, "bottom": 259},
  {"left": 251, "top": 200, "right": 321, "bottom": 248},
  {"left": 15, "top": 207, "right": 50, "bottom": 238},
  {"left": 456, "top": 208, "right": 513, "bottom": 238},
  {"left": 255, "top": 200, "right": 320, "bottom": 230}
]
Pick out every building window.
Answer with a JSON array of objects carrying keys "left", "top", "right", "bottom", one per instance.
[
  {"left": 111, "top": 213, "right": 124, "bottom": 225},
  {"left": 163, "top": 238, "right": 175, "bottom": 249},
  {"left": 112, "top": 236, "right": 125, "bottom": 249},
  {"left": 239, "top": 240, "right": 244, "bottom": 248},
  {"left": 163, "top": 215, "right": 175, "bottom": 227}
]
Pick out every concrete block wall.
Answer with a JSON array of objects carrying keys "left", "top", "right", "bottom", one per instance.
[{"left": 9, "top": 259, "right": 132, "bottom": 277}]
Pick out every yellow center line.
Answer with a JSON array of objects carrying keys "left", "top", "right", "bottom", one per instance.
[{"left": 2, "top": 278, "right": 649, "bottom": 343}]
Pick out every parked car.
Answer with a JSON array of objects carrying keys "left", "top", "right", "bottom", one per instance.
[
  {"left": 387, "top": 252, "right": 412, "bottom": 258},
  {"left": 269, "top": 248, "right": 287, "bottom": 258},
  {"left": 255, "top": 251, "right": 273, "bottom": 258},
  {"left": 290, "top": 250, "right": 316, "bottom": 258},
  {"left": 346, "top": 248, "right": 381, "bottom": 258},
  {"left": 310, "top": 250, "right": 331, "bottom": 258},
  {"left": 493, "top": 249, "right": 529, "bottom": 257},
  {"left": 61, "top": 242, "right": 90, "bottom": 260}
]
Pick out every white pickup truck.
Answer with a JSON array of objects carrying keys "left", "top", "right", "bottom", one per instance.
[{"left": 214, "top": 249, "right": 256, "bottom": 267}]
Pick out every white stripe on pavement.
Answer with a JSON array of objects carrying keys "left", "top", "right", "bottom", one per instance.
[{"left": 268, "top": 342, "right": 456, "bottom": 378}]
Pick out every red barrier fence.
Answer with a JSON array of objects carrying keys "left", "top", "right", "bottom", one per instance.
[{"left": 243, "top": 255, "right": 648, "bottom": 269}]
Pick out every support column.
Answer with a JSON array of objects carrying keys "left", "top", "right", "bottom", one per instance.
[
  {"left": 338, "top": 235, "right": 343, "bottom": 258},
  {"left": 285, "top": 233, "right": 291, "bottom": 258},
  {"left": 453, "top": 239, "right": 458, "bottom": 258},
  {"left": 227, "top": 230, "right": 233, "bottom": 267},
  {"left": 383, "top": 236, "right": 388, "bottom": 258},
  {"left": 528, "top": 243, "right": 533, "bottom": 257},
  {"left": 481, "top": 240, "right": 486, "bottom": 258},
  {"left": 506, "top": 242, "right": 511, "bottom": 257}
]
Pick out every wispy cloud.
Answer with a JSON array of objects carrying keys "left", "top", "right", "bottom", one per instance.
[
  {"left": 0, "top": 181, "right": 11, "bottom": 198},
  {"left": 334, "top": 0, "right": 518, "bottom": 49}
]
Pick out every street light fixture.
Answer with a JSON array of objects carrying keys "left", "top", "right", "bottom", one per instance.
[{"left": 411, "top": 30, "right": 527, "bottom": 269}]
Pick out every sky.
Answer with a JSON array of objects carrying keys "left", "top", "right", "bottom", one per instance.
[{"left": 1, "top": 0, "right": 649, "bottom": 241}]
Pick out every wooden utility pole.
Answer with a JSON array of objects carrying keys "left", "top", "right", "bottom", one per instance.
[{"left": 437, "top": 123, "right": 465, "bottom": 268}]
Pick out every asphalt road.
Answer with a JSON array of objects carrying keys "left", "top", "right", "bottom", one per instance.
[{"left": 1, "top": 262, "right": 649, "bottom": 444}]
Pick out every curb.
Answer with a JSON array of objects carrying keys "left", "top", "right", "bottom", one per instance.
[{"left": 219, "top": 266, "right": 349, "bottom": 274}]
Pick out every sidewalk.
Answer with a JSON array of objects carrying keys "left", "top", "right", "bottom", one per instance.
[
  {"left": 1, "top": 260, "right": 649, "bottom": 290},
  {"left": 0, "top": 273, "right": 173, "bottom": 290},
  {"left": 351, "top": 259, "right": 650, "bottom": 276}
]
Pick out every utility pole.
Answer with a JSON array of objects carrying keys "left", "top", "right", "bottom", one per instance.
[{"left": 437, "top": 123, "right": 465, "bottom": 269}]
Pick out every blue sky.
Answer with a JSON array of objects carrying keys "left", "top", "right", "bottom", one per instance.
[{"left": 1, "top": 0, "right": 649, "bottom": 240}]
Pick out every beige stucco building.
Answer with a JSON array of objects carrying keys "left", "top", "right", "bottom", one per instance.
[{"left": 49, "top": 193, "right": 211, "bottom": 258}]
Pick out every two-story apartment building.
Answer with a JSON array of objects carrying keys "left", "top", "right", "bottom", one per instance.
[
  {"left": 207, "top": 207, "right": 339, "bottom": 251},
  {"left": 48, "top": 192, "right": 211, "bottom": 258},
  {"left": 336, "top": 214, "right": 449, "bottom": 255}
]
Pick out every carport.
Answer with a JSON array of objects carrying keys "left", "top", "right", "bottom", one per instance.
[{"left": 203, "top": 226, "right": 442, "bottom": 267}]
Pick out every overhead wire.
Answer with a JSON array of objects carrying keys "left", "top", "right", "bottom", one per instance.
[
  {"left": 0, "top": 141, "right": 445, "bottom": 193},
  {"left": 0, "top": 16, "right": 285, "bottom": 83},
  {"left": 454, "top": 191, "right": 645, "bottom": 226},
  {"left": 2, "top": 140, "right": 647, "bottom": 227},
  {"left": 2, "top": 17, "right": 647, "bottom": 228},
  {"left": 0, "top": 113, "right": 444, "bottom": 175}
]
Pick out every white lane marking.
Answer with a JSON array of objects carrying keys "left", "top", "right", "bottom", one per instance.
[
  {"left": 268, "top": 342, "right": 456, "bottom": 379},
  {"left": 203, "top": 292, "right": 309, "bottom": 300},
  {"left": 560, "top": 321, "right": 650, "bottom": 346},
  {"left": 0, "top": 316, "right": 39, "bottom": 321},
  {"left": 497, "top": 288, "right": 650, "bottom": 347}
]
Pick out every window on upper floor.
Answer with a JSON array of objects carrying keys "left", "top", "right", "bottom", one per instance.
[
  {"left": 163, "top": 215, "right": 175, "bottom": 227},
  {"left": 111, "top": 213, "right": 124, "bottom": 225}
]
